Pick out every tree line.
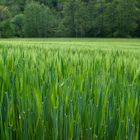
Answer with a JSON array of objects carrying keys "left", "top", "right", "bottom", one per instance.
[{"left": 0, "top": 0, "right": 140, "bottom": 38}]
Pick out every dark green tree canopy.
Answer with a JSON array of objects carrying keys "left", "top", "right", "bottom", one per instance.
[{"left": 0, "top": 0, "right": 140, "bottom": 38}]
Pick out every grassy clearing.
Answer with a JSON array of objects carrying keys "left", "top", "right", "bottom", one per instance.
[{"left": 0, "top": 39, "right": 140, "bottom": 140}]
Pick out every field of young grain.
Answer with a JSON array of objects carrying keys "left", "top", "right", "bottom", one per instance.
[{"left": 0, "top": 39, "right": 139, "bottom": 140}]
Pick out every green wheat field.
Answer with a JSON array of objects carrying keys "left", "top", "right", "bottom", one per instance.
[{"left": 0, "top": 39, "right": 140, "bottom": 140}]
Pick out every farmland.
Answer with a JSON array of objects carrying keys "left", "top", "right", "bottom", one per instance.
[{"left": 0, "top": 39, "right": 140, "bottom": 140}]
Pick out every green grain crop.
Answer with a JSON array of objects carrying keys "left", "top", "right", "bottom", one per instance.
[{"left": 0, "top": 39, "right": 139, "bottom": 140}]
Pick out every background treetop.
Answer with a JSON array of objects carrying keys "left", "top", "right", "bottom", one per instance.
[{"left": 0, "top": 0, "right": 140, "bottom": 38}]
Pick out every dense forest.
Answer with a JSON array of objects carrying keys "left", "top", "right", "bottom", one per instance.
[{"left": 0, "top": 0, "right": 140, "bottom": 38}]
